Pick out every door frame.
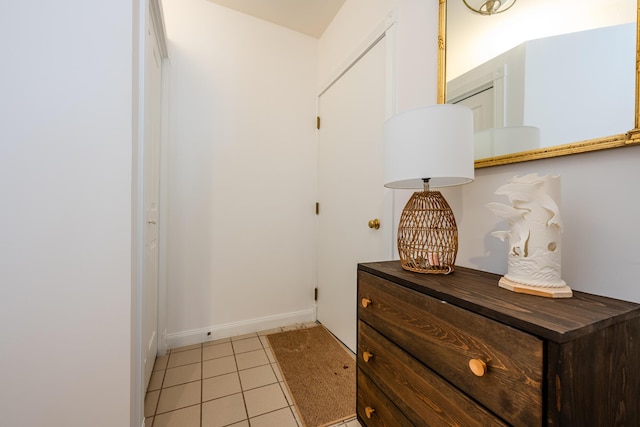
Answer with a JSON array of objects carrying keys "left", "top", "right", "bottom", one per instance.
[
  {"left": 319, "top": 10, "right": 398, "bottom": 118},
  {"left": 133, "top": 1, "right": 169, "bottom": 426},
  {"left": 315, "top": 11, "right": 399, "bottom": 325}
]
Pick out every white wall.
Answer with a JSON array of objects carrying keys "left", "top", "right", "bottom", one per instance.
[
  {"left": 159, "top": 0, "right": 640, "bottom": 352},
  {"left": 160, "top": 0, "right": 438, "bottom": 347},
  {"left": 162, "top": 0, "right": 319, "bottom": 346},
  {"left": 319, "top": 0, "right": 438, "bottom": 110},
  {"left": 450, "top": 144, "right": 640, "bottom": 303},
  {"left": 0, "top": 1, "right": 135, "bottom": 426},
  {"left": 319, "top": 0, "right": 398, "bottom": 88},
  {"left": 323, "top": 0, "right": 640, "bottom": 304}
]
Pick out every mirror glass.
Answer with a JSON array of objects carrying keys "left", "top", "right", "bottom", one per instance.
[{"left": 445, "top": 0, "right": 637, "bottom": 163}]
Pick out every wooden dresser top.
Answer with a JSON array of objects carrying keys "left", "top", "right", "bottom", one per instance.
[{"left": 358, "top": 261, "right": 640, "bottom": 343}]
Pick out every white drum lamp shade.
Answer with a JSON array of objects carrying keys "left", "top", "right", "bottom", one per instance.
[{"left": 384, "top": 105, "right": 474, "bottom": 189}]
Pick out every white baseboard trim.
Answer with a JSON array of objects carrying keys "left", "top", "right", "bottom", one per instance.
[{"left": 166, "top": 308, "right": 317, "bottom": 349}]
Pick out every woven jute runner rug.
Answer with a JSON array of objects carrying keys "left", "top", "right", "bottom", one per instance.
[{"left": 267, "top": 325, "right": 356, "bottom": 427}]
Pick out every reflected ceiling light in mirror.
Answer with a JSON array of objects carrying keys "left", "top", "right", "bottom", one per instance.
[{"left": 463, "top": 0, "right": 517, "bottom": 15}]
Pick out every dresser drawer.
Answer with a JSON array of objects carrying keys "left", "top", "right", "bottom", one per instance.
[
  {"left": 358, "top": 321, "right": 508, "bottom": 426},
  {"left": 357, "top": 368, "right": 412, "bottom": 427},
  {"left": 358, "top": 271, "right": 543, "bottom": 426}
]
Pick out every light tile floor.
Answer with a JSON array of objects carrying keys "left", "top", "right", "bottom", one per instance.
[{"left": 145, "top": 322, "right": 362, "bottom": 427}]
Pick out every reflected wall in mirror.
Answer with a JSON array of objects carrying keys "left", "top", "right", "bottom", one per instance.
[{"left": 438, "top": 0, "right": 640, "bottom": 168}]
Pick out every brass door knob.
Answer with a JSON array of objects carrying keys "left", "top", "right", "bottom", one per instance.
[
  {"left": 365, "top": 407, "right": 376, "bottom": 419},
  {"left": 362, "top": 351, "right": 373, "bottom": 362},
  {"left": 469, "top": 359, "right": 487, "bottom": 377},
  {"left": 368, "top": 218, "right": 380, "bottom": 229},
  {"left": 361, "top": 297, "right": 372, "bottom": 308}
]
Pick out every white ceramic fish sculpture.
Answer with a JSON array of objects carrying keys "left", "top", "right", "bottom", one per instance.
[{"left": 486, "top": 174, "right": 571, "bottom": 297}]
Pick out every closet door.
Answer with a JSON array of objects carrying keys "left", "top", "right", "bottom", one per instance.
[
  {"left": 316, "top": 35, "right": 390, "bottom": 352},
  {"left": 142, "top": 5, "right": 163, "bottom": 389}
]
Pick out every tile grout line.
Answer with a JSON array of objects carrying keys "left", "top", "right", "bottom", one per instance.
[
  {"left": 149, "top": 324, "right": 358, "bottom": 427},
  {"left": 154, "top": 351, "right": 169, "bottom": 420},
  {"left": 152, "top": 344, "right": 206, "bottom": 424},
  {"left": 234, "top": 338, "right": 251, "bottom": 426},
  {"left": 249, "top": 332, "right": 300, "bottom": 426},
  {"left": 155, "top": 355, "right": 169, "bottom": 423}
]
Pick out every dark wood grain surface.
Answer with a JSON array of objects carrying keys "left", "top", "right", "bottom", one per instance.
[
  {"left": 546, "top": 317, "right": 640, "bottom": 425},
  {"left": 357, "top": 368, "right": 413, "bottom": 427},
  {"left": 357, "top": 261, "right": 640, "bottom": 426},
  {"left": 358, "top": 321, "right": 508, "bottom": 426},
  {"left": 359, "top": 261, "right": 640, "bottom": 343},
  {"left": 359, "top": 271, "right": 543, "bottom": 426}
]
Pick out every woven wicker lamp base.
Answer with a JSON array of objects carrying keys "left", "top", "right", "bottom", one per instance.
[{"left": 397, "top": 190, "right": 458, "bottom": 274}]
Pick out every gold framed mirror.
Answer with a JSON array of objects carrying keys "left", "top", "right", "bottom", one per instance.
[{"left": 438, "top": 0, "right": 640, "bottom": 169}]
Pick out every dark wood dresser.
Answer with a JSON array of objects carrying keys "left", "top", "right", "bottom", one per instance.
[{"left": 356, "top": 261, "right": 640, "bottom": 426}]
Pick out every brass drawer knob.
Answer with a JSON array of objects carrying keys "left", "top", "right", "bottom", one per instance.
[
  {"left": 365, "top": 406, "right": 376, "bottom": 418},
  {"left": 361, "top": 297, "right": 372, "bottom": 308},
  {"left": 469, "top": 358, "right": 487, "bottom": 377},
  {"left": 368, "top": 218, "right": 381, "bottom": 229},
  {"left": 363, "top": 351, "right": 374, "bottom": 362}
]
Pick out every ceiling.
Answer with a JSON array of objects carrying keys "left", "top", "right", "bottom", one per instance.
[{"left": 205, "top": 0, "right": 345, "bottom": 38}]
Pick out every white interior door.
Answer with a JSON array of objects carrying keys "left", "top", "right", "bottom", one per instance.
[
  {"left": 142, "top": 11, "right": 162, "bottom": 389},
  {"left": 317, "top": 36, "right": 390, "bottom": 352},
  {"left": 455, "top": 86, "right": 495, "bottom": 132}
]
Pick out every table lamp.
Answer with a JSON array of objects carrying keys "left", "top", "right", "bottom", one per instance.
[{"left": 384, "top": 104, "right": 474, "bottom": 274}]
